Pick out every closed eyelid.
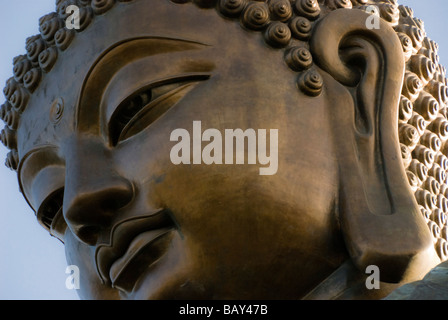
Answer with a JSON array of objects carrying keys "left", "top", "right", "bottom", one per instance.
[
  {"left": 105, "top": 73, "right": 211, "bottom": 126},
  {"left": 101, "top": 56, "right": 215, "bottom": 133},
  {"left": 107, "top": 74, "right": 210, "bottom": 146},
  {"left": 77, "top": 37, "right": 212, "bottom": 134}
]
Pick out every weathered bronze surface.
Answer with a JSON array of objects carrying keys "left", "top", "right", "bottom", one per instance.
[{"left": 1, "top": 0, "right": 448, "bottom": 299}]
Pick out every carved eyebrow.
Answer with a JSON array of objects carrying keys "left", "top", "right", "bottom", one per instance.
[{"left": 76, "top": 37, "right": 210, "bottom": 134}]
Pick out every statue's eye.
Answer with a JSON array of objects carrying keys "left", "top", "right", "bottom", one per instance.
[
  {"left": 37, "top": 188, "right": 67, "bottom": 243},
  {"left": 108, "top": 75, "right": 209, "bottom": 146}
]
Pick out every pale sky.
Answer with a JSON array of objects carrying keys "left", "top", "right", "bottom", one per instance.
[{"left": 0, "top": 0, "right": 447, "bottom": 300}]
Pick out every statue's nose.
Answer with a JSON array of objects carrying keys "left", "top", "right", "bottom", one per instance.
[{"left": 63, "top": 137, "right": 134, "bottom": 245}]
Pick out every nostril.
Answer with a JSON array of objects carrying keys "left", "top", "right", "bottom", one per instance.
[
  {"left": 102, "top": 180, "right": 135, "bottom": 210},
  {"left": 63, "top": 176, "right": 135, "bottom": 245},
  {"left": 76, "top": 225, "right": 101, "bottom": 245}
]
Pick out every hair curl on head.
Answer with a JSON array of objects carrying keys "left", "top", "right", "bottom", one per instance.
[{"left": 1, "top": 0, "right": 448, "bottom": 260}]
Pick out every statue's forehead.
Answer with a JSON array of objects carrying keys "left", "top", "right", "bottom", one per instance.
[{"left": 16, "top": 1, "right": 235, "bottom": 158}]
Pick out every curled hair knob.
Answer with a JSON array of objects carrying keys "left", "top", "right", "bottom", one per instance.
[
  {"left": 268, "top": 0, "right": 293, "bottom": 22},
  {"left": 294, "top": 0, "right": 321, "bottom": 21},
  {"left": 241, "top": 2, "right": 270, "bottom": 30},
  {"left": 285, "top": 46, "right": 313, "bottom": 72},
  {"left": 264, "top": 21, "right": 291, "bottom": 48},
  {"left": 298, "top": 69, "right": 323, "bottom": 97},
  {"left": 289, "top": 16, "right": 312, "bottom": 40},
  {"left": 218, "top": 0, "right": 248, "bottom": 18}
]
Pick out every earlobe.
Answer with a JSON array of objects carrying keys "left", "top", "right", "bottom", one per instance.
[{"left": 310, "top": 9, "right": 436, "bottom": 282}]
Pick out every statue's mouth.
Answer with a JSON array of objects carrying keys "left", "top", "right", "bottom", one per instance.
[{"left": 94, "top": 209, "right": 175, "bottom": 293}]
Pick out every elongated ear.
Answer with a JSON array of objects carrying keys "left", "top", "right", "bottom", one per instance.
[{"left": 310, "top": 9, "right": 437, "bottom": 282}]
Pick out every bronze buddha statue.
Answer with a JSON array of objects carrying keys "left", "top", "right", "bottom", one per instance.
[{"left": 1, "top": 0, "right": 447, "bottom": 299}]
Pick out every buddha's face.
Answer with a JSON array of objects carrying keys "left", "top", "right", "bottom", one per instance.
[
  {"left": 5, "top": 0, "right": 446, "bottom": 300},
  {"left": 16, "top": 1, "right": 348, "bottom": 299}
]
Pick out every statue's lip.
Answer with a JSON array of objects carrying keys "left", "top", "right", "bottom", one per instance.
[
  {"left": 109, "top": 227, "right": 174, "bottom": 293},
  {"left": 94, "top": 209, "right": 175, "bottom": 288}
]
